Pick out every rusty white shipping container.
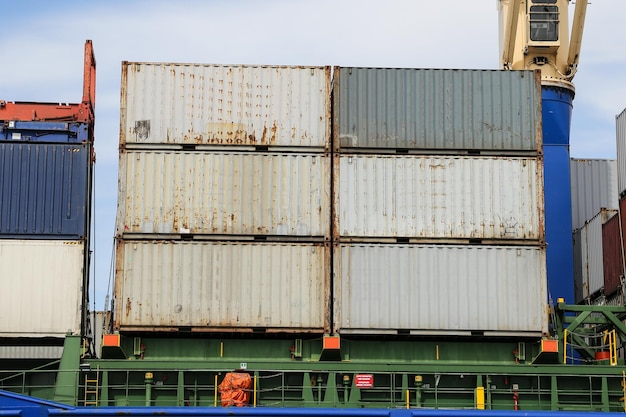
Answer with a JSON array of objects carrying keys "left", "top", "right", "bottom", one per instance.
[
  {"left": 0, "top": 240, "right": 85, "bottom": 337},
  {"left": 570, "top": 158, "right": 618, "bottom": 230},
  {"left": 121, "top": 63, "right": 331, "bottom": 149},
  {"left": 335, "top": 155, "right": 543, "bottom": 241},
  {"left": 333, "top": 244, "right": 548, "bottom": 336},
  {"left": 114, "top": 240, "right": 330, "bottom": 332},
  {"left": 617, "top": 108, "right": 626, "bottom": 195},
  {"left": 573, "top": 208, "right": 618, "bottom": 302},
  {"left": 334, "top": 68, "right": 541, "bottom": 152},
  {"left": 117, "top": 151, "right": 330, "bottom": 238}
]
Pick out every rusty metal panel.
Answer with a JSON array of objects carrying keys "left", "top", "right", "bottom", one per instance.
[
  {"left": 334, "top": 67, "right": 541, "bottom": 151},
  {"left": 602, "top": 213, "right": 623, "bottom": 296},
  {"left": 0, "top": 240, "right": 84, "bottom": 337},
  {"left": 121, "top": 63, "right": 331, "bottom": 149},
  {"left": 114, "top": 240, "right": 330, "bottom": 332},
  {"left": 334, "top": 244, "right": 548, "bottom": 336},
  {"left": 334, "top": 155, "right": 543, "bottom": 241},
  {"left": 116, "top": 151, "right": 330, "bottom": 238},
  {"left": 570, "top": 158, "right": 618, "bottom": 230}
]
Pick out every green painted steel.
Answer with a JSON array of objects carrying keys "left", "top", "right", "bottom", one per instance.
[{"left": 3, "top": 304, "right": 626, "bottom": 411}]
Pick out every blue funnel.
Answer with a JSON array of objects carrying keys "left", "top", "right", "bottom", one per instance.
[{"left": 542, "top": 86, "right": 575, "bottom": 304}]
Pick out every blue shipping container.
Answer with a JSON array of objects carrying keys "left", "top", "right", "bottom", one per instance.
[
  {"left": 0, "top": 143, "right": 91, "bottom": 238},
  {"left": 0, "top": 121, "right": 91, "bottom": 143}
]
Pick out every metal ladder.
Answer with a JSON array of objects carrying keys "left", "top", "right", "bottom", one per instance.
[{"left": 83, "top": 368, "right": 99, "bottom": 406}]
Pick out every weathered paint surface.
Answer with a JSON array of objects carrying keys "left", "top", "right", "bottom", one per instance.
[
  {"left": 335, "top": 155, "right": 543, "bottom": 241},
  {"left": 121, "top": 63, "right": 331, "bottom": 148},
  {"left": 116, "top": 151, "right": 330, "bottom": 237},
  {"left": 334, "top": 68, "right": 541, "bottom": 151},
  {"left": 334, "top": 244, "right": 548, "bottom": 336},
  {"left": 0, "top": 143, "right": 91, "bottom": 238},
  {"left": 602, "top": 212, "right": 623, "bottom": 296},
  {"left": 0, "top": 240, "right": 84, "bottom": 337},
  {"left": 573, "top": 208, "right": 617, "bottom": 301},
  {"left": 114, "top": 240, "right": 330, "bottom": 332}
]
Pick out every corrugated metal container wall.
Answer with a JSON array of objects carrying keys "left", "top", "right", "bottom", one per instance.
[
  {"left": 573, "top": 209, "right": 618, "bottom": 301},
  {"left": 115, "top": 240, "right": 330, "bottom": 332},
  {"left": 0, "top": 121, "right": 90, "bottom": 143},
  {"left": 573, "top": 227, "right": 587, "bottom": 303},
  {"left": 0, "top": 240, "right": 84, "bottom": 337},
  {"left": 121, "top": 63, "right": 331, "bottom": 149},
  {"left": 117, "top": 151, "right": 330, "bottom": 238},
  {"left": 602, "top": 213, "right": 623, "bottom": 296},
  {"left": 0, "top": 143, "right": 91, "bottom": 238},
  {"left": 334, "top": 244, "right": 548, "bottom": 336},
  {"left": 617, "top": 108, "right": 626, "bottom": 196},
  {"left": 335, "top": 155, "right": 542, "bottom": 240},
  {"left": 334, "top": 68, "right": 541, "bottom": 151},
  {"left": 570, "top": 159, "right": 618, "bottom": 230}
]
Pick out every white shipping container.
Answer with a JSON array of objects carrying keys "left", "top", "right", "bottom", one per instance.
[
  {"left": 570, "top": 159, "right": 618, "bottom": 230},
  {"left": 0, "top": 240, "right": 84, "bottom": 337},
  {"left": 334, "top": 244, "right": 548, "bottom": 336},
  {"left": 117, "top": 151, "right": 330, "bottom": 237},
  {"left": 573, "top": 209, "right": 617, "bottom": 300},
  {"left": 335, "top": 155, "right": 543, "bottom": 240},
  {"left": 115, "top": 240, "right": 330, "bottom": 332},
  {"left": 121, "top": 63, "right": 331, "bottom": 149},
  {"left": 617, "top": 108, "right": 626, "bottom": 195}
]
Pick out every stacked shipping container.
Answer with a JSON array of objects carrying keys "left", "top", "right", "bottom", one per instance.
[
  {"left": 114, "top": 63, "right": 332, "bottom": 332},
  {"left": 114, "top": 65, "right": 548, "bottom": 337},
  {"left": 0, "top": 41, "right": 95, "bottom": 348},
  {"left": 332, "top": 68, "right": 547, "bottom": 336},
  {"left": 0, "top": 123, "right": 93, "bottom": 339}
]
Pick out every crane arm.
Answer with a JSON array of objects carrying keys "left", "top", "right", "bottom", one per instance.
[
  {"left": 501, "top": 0, "right": 522, "bottom": 70},
  {"left": 567, "top": 0, "right": 588, "bottom": 78}
]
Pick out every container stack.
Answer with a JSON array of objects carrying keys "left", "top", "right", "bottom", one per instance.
[
  {"left": 331, "top": 68, "right": 548, "bottom": 337},
  {"left": 0, "top": 125, "right": 92, "bottom": 337},
  {"left": 114, "top": 63, "right": 332, "bottom": 333},
  {"left": 569, "top": 158, "right": 620, "bottom": 303},
  {"left": 0, "top": 41, "right": 95, "bottom": 353}
]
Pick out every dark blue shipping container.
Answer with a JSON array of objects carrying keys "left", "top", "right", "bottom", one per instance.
[
  {"left": 0, "top": 121, "right": 90, "bottom": 143},
  {"left": 0, "top": 142, "right": 92, "bottom": 239}
]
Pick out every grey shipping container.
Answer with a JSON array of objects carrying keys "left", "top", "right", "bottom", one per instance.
[
  {"left": 121, "top": 63, "right": 331, "bottom": 150},
  {"left": 573, "top": 208, "right": 618, "bottom": 302},
  {"left": 114, "top": 240, "right": 331, "bottom": 332},
  {"left": 116, "top": 151, "right": 330, "bottom": 238},
  {"left": 334, "top": 243, "right": 548, "bottom": 336},
  {"left": 335, "top": 155, "right": 543, "bottom": 241},
  {"left": 0, "top": 143, "right": 92, "bottom": 239},
  {"left": 333, "top": 68, "right": 541, "bottom": 152},
  {"left": 570, "top": 158, "right": 618, "bottom": 230},
  {"left": 617, "top": 108, "right": 626, "bottom": 196}
]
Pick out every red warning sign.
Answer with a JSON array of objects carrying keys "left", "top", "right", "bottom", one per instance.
[{"left": 354, "top": 374, "right": 374, "bottom": 388}]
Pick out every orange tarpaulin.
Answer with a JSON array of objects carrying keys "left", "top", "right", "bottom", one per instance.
[{"left": 218, "top": 372, "right": 252, "bottom": 407}]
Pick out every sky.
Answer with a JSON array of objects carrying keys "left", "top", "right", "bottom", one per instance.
[{"left": 1, "top": 0, "right": 625, "bottom": 311}]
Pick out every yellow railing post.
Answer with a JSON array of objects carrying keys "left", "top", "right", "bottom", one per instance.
[{"left": 563, "top": 329, "right": 568, "bottom": 364}]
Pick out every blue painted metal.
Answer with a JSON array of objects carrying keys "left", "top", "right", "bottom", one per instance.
[
  {"left": 541, "top": 87, "right": 574, "bottom": 146},
  {"left": 4, "top": 390, "right": 626, "bottom": 417},
  {"left": 541, "top": 86, "right": 575, "bottom": 304},
  {"left": 0, "top": 143, "right": 92, "bottom": 239},
  {"left": 0, "top": 122, "right": 91, "bottom": 143}
]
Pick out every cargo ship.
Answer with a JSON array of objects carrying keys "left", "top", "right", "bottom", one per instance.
[{"left": 4, "top": 1, "right": 626, "bottom": 414}]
